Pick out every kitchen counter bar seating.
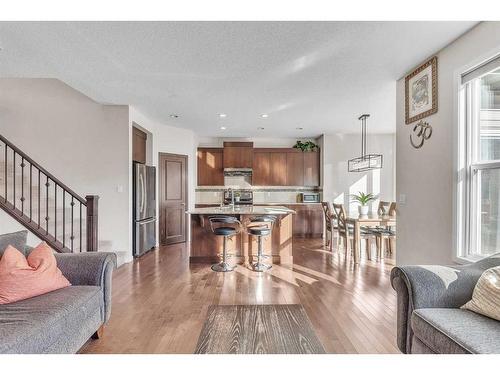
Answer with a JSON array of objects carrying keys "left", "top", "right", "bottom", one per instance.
[
  {"left": 208, "top": 216, "right": 242, "bottom": 272},
  {"left": 245, "top": 215, "right": 277, "bottom": 272}
]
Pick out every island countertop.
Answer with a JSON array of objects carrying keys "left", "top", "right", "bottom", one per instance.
[{"left": 187, "top": 205, "right": 295, "bottom": 215}]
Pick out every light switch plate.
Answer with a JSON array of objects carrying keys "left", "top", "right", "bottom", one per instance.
[{"left": 399, "top": 193, "right": 406, "bottom": 205}]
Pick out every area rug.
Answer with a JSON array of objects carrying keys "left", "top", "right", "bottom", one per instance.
[{"left": 194, "top": 304, "right": 326, "bottom": 354}]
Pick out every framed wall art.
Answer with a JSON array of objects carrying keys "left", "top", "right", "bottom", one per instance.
[{"left": 405, "top": 56, "right": 438, "bottom": 124}]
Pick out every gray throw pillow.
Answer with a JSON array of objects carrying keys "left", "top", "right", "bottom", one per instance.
[{"left": 0, "top": 230, "right": 28, "bottom": 257}]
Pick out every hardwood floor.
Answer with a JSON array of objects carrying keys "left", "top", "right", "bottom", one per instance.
[{"left": 80, "top": 238, "right": 399, "bottom": 354}]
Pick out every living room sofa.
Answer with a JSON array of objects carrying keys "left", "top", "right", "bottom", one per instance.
[
  {"left": 391, "top": 253, "right": 500, "bottom": 354},
  {"left": 0, "top": 251, "right": 116, "bottom": 354}
]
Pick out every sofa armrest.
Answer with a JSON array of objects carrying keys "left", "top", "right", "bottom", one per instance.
[
  {"left": 390, "top": 254, "right": 500, "bottom": 353},
  {"left": 55, "top": 252, "right": 117, "bottom": 323}
]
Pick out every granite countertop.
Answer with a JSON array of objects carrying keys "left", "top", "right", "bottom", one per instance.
[{"left": 187, "top": 205, "right": 295, "bottom": 215}]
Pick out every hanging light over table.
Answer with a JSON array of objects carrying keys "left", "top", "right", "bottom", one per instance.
[{"left": 348, "top": 114, "right": 383, "bottom": 172}]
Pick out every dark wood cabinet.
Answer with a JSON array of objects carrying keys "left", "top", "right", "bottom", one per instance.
[
  {"left": 287, "top": 204, "right": 323, "bottom": 238},
  {"left": 269, "top": 152, "right": 287, "bottom": 186},
  {"left": 223, "top": 142, "right": 253, "bottom": 168},
  {"left": 197, "top": 145, "right": 320, "bottom": 187},
  {"left": 304, "top": 151, "right": 320, "bottom": 186},
  {"left": 286, "top": 152, "right": 304, "bottom": 186},
  {"left": 197, "top": 148, "right": 224, "bottom": 186},
  {"left": 132, "top": 127, "right": 147, "bottom": 164},
  {"left": 252, "top": 152, "right": 270, "bottom": 186}
]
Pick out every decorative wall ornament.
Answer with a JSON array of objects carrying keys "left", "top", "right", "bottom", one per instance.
[
  {"left": 405, "top": 56, "right": 438, "bottom": 124},
  {"left": 410, "top": 120, "right": 432, "bottom": 149}
]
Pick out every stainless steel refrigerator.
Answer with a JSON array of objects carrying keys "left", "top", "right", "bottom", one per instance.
[{"left": 133, "top": 162, "right": 156, "bottom": 257}]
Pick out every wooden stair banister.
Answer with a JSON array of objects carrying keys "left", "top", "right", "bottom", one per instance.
[{"left": 0, "top": 133, "right": 98, "bottom": 253}]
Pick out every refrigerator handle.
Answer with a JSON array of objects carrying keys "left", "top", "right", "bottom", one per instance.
[{"left": 139, "top": 173, "right": 145, "bottom": 214}]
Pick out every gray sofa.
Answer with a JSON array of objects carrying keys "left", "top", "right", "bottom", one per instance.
[
  {"left": 391, "top": 254, "right": 500, "bottom": 354},
  {"left": 0, "top": 252, "right": 116, "bottom": 354}
]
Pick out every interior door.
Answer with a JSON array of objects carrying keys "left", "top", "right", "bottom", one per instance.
[{"left": 159, "top": 153, "right": 187, "bottom": 245}]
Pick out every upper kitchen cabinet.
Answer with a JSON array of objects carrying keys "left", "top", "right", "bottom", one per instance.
[
  {"left": 286, "top": 151, "right": 304, "bottom": 186},
  {"left": 303, "top": 150, "right": 320, "bottom": 186},
  {"left": 223, "top": 142, "right": 253, "bottom": 168},
  {"left": 252, "top": 151, "right": 271, "bottom": 186},
  {"left": 269, "top": 152, "right": 287, "bottom": 186},
  {"left": 197, "top": 148, "right": 224, "bottom": 186},
  {"left": 251, "top": 148, "right": 320, "bottom": 186},
  {"left": 132, "top": 127, "right": 147, "bottom": 164}
]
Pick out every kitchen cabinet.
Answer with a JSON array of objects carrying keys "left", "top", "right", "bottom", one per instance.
[
  {"left": 287, "top": 203, "right": 324, "bottom": 238},
  {"left": 223, "top": 142, "right": 253, "bottom": 168},
  {"left": 252, "top": 151, "right": 270, "bottom": 186},
  {"left": 286, "top": 152, "right": 304, "bottom": 186},
  {"left": 269, "top": 152, "right": 287, "bottom": 186},
  {"left": 197, "top": 148, "right": 224, "bottom": 186},
  {"left": 303, "top": 151, "right": 320, "bottom": 186},
  {"left": 132, "top": 127, "right": 147, "bottom": 164}
]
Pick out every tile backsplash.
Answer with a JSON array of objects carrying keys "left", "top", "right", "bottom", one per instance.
[{"left": 196, "top": 186, "right": 322, "bottom": 205}]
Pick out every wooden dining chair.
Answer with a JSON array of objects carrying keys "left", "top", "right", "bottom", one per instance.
[
  {"left": 321, "top": 202, "right": 337, "bottom": 251},
  {"left": 332, "top": 203, "right": 373, "bottom": 260},
  {"left": 373, "top": 201, "right": 396, "bottom": 258}
]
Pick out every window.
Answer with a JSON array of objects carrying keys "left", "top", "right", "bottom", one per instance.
[{"left": 460, "top": 59, "right": 500, "bottom": 259}]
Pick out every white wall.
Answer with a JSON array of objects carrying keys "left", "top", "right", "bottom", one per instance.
[
  {"left": 129, "top": 107, "right": 197, "bottom": 245},
  {"left": 321, "top": 133, "right": 396, "bottom": 212},
  {"left": 0, "top": 78, "right": 130, "bottom": 263},
  {"left": 396, "top": 22, "right": 500, "bottom": 265}
]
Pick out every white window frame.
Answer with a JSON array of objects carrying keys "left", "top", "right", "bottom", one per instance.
[{"left": 455, "top": 52, "right": 500, "bottom": 263}]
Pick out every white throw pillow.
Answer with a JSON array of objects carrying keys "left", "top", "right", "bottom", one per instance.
[{"left": 461, "top": 266, "right": 500, "bottom": 321}]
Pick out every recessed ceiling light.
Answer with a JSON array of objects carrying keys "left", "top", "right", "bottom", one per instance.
[
  {"left": 257, "top": 127, "right": 265, "bottom": 130},
  {"left": 296, "top": 127, "right": 303, "bottom": 130},
  {"left": 170, "top": 114, "right": 179, "bottom": 118},
  {"left": 220, "top": 126, "right": 227, "bottom": 130},
  {"left": 261, "top": 114, "right": 269, "bottom": 118},
  {"left": 219, "top": 113, "right": 227, "bottom": 118}
]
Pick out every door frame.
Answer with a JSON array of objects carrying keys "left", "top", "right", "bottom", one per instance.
[{"left": 158, "top": 152, "right": 189, "bottom": 245}]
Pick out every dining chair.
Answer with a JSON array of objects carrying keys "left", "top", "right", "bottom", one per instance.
[
  {"left": 373, "top": 201, "right": 396, "bottom": 258},
  {"left": 332, "top": 203, "right": 373, "bottom": 260},
  {"left": 321, "top": 202, "right": 337, "bottom": 251}
]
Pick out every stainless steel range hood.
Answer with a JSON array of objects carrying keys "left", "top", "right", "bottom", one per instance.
[{"left": 223, "top": 168, "right": 253, "bottom": 177}]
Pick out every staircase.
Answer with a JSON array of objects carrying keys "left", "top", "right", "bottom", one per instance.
[{"left": 0, "top": 134, "right": 98, "bottom": 253}]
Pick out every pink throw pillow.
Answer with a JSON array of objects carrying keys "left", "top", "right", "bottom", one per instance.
[{"left": 0, "top": 242, "right": 71, "bottom": 304}]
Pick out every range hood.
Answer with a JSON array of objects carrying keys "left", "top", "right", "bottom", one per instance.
[{"left": 223, "top": 168, "right": 253, "bottom": 177}]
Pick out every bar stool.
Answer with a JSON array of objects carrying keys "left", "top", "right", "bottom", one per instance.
[
  {"left": 246, "top": 215, "right": 276, "bottom": 272},
  {"left": 208, "top": 216, "right": 242, "bottom": 272}
]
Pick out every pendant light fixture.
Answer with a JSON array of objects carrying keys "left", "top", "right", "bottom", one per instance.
[{"left": 348, "top": 114, "right": 383, "bottom": 172}]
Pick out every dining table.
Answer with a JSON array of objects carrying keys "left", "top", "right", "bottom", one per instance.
[{"left": 346, "top": 212, "right": 396, "bottom": 264}]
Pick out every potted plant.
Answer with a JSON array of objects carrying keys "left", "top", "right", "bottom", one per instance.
[
  {"left": 293, "top": 140, "right": 319, "bottom": 152},
  {"left": 351, "top": 192, "right": 377, "bottom": 216}
]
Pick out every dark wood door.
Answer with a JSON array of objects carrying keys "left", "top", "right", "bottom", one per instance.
[
  {"left": 269, "top": 152, "right": 287, "bottom": 186},
  {"left": 286, "top": 152, "right": 304, "bottom": 186},
  {"left": 303, "top": 151, "right": 320, "bottom": 187},
  {"left": 252, "top": 152, "right": 270, "bottom": 186},
  {"left": 132, "top": 127, "right": 147, "bottom": 164},
  {"left": 159, "top": 153, "right": 187, "bottom": 245},
  {"left": 197, "top": 148, "right": 224, "bottom": 186}
]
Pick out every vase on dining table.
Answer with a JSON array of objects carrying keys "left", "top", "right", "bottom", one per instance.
[{"left": 358, "top": 205, "right": 369, "bottom": 216}]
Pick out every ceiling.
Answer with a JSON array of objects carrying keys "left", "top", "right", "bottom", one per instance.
[{"left": 0, "top": 21, "right": 477, "bottom": 137}]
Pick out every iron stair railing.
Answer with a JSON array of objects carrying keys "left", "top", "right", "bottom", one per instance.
[{"left": 0, "top": 134, "right": 98, "bottom": 253}]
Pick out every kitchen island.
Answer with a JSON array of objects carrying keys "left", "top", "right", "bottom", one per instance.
[{"left": 188, "top": 205, "right": 295, "bottom": 266}]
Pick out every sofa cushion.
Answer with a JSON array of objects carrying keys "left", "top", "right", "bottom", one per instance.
[
  {"left": 0, "top": 243, "right": 71, "bottom": 304},
  {"left": 412, "top": 308, "right": 500, "bottom": 354},
  {"left": 0, "top": 285, "right": 103, "bottom": 353},
  {"left": 462, "top": 266, "right": 500, "bottom": 321},
  {"left": 0, "top": 230, "right": 28, "bottom": 257}
]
